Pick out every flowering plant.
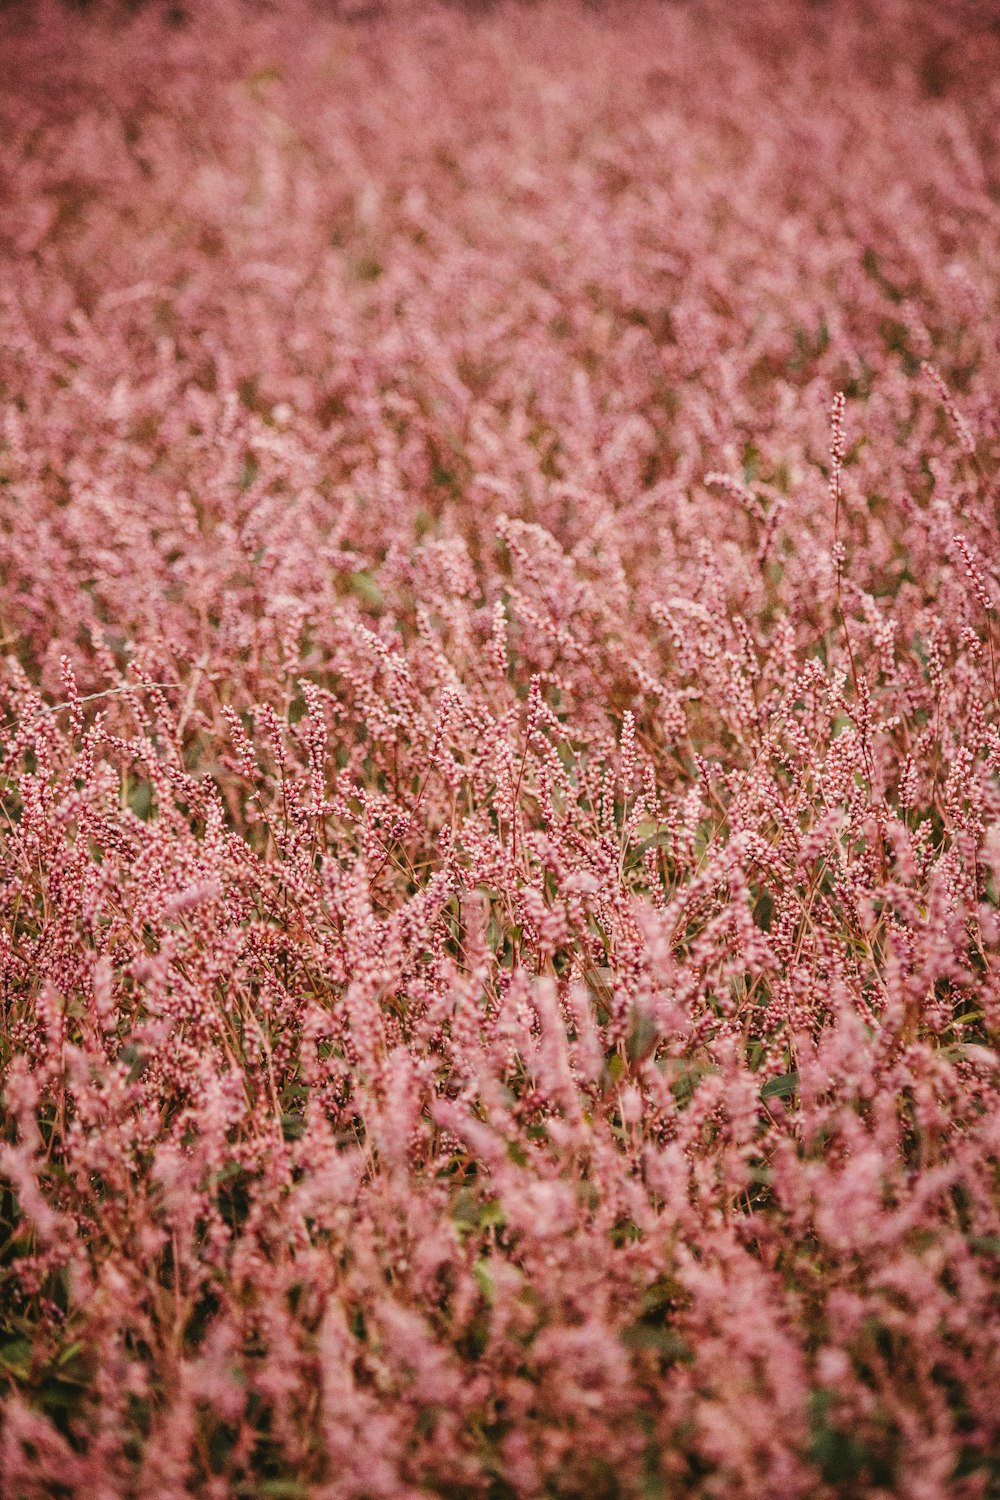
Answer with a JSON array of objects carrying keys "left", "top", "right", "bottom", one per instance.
[{"left": 1, "top": 2, "right": 999, "bottom": 1495}]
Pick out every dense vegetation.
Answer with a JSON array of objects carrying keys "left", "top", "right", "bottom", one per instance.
[{"left": 2, "top": 2, "right": 1000, "bottom": 1495}]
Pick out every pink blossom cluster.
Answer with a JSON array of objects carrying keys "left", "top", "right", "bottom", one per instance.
[{"left": 2, "top": 2, "right": 1000, "bottom": 1495}]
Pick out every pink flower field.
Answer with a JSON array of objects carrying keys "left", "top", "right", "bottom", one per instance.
[{"left": 2, "top": 1, "right": 1000, "bottom": 1495}]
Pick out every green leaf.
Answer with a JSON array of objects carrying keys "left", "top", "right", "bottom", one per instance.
[
  {"left": 761, "top": 1071, "right": 799, "bottom": 1101},
  {"left": 633, "top": 830, "right": 671, "bottom": 859},
  {"left": 349, "top": 570, "right": 384, "bottom": 609},
  {"left": 0, "top": 1338, "right": 32, "bottom": 1378},
  {"left": 607, "top": 1052, "right": 626, "bottom": 1085},
  {"left": 473, "top": 1259, "right": 494, "bottom": 1305},
  {"left": 480, "top": 1198, "right": 507, "bottom": 1230},
  {"left": 119, "top": 1043, "right": 146, "bottom": 1084},
  {"left": 626, "top": 1009, "right": 658, "bottom": 1064},
  {"left": 660, "top": 1058, "right": 717, "bottom": 1107}
]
